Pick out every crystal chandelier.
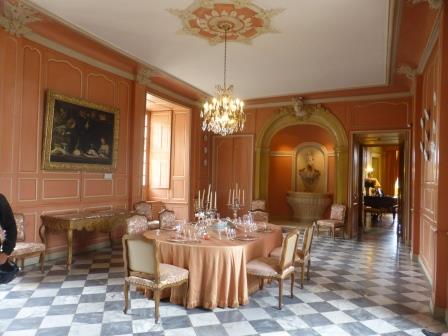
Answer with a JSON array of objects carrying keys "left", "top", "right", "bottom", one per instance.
[{"left": 201, "top": 24, "right": 245, "bottom": 136}]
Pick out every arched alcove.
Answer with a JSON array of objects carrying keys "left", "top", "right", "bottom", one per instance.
[{"left": 254, "top": 108, "right": 348, "bottom": 204}]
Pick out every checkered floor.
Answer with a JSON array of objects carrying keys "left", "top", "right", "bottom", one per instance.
[{"left": 0, "top": 216, "right": 446, "bottom": 336}]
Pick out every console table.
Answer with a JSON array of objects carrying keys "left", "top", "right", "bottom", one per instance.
[{"left": 40, "top": 210, "right": 131, "bottom": 272}]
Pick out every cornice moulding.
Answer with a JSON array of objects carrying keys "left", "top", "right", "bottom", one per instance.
[
  {"left": 410, "top": 0, "right": 443, "bottom": 9},
  {"left": 0, "top": 0, "right": 41, "bottom": 37},
  {"left": 244, "top": 92, "right": 412, "bottom": 109},
  {"left": 418, "top": 8, "right": 442, "bottom": 73},
  {"left": 396, "top": 64, "right": 418, "bottom": 80}
]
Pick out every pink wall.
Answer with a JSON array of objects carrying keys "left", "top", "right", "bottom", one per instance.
[
  {"left": 268, "top": 125, "right": 336, "bottom": 218},
  {"left": 0, "top": 29, "right": 133, "bottom": 252}
]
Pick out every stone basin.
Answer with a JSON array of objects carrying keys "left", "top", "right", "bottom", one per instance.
[{"left": 286, "top": 191, "right": 333, "bottom": 225}]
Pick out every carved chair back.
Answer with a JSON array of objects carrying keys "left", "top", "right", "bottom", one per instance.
[
  {"left": 279, "top": 228, "right": 300, "bottom": 271},
  {"left": 122, "top": 234, "right": 159, "bottom": 282},
  {"left": 330, "top": 204, "right": 347, "bottom": 221},
  {"left": 159, "top": 209, "right": 176, "bottom": 229}
]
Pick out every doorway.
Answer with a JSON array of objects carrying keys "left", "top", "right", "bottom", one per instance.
[{"left": 350, "top": 131, "right": 411, "bottom": 243}]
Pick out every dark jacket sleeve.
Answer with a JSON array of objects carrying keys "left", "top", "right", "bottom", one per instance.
[{"left": 0, "top": 194, "right": 17, "bottom": 255}]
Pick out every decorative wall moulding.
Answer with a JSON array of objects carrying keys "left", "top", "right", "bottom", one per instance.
[
  {"left": 278, "top": 98, "right": 331, "bottom": 121},
  {"left": 396, "top": 64, "right": 418, "bottom": 80},
  {"left": 0, "top": 0, "right": 42, "bottom": 37},
  {"left": 168, "top": 0, "right": 284, "bottom": 45},
  {"left": 409, "top": 0, "right": 443, "bottom": 9},
  {"left": 136, "top": 67, "right": 158, "bottom": 87}
]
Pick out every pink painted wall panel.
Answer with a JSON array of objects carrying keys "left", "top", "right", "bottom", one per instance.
[
  {"left": 18, "top": 178, "right": 38, "bottom": 201},
  {"left": 19, "top": 46, "right": 42, "bottom": 173},
  {"left": 42, "top": 179, "right": 79, "bottom": 199},
  {"left": 83, "top": 179, "right": 113, "bottom": 197}
]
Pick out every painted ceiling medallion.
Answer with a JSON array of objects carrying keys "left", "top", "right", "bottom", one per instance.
[
  {"left": 0, "top": 0, "right": 42, "bottom": 37},
  {"left": 168, "top": 0, "right": 283, "bottom": 45}
]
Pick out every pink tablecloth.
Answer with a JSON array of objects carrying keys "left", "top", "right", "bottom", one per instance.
[{"left": 143, "top": 224, "right": 283, "bottom": 309}]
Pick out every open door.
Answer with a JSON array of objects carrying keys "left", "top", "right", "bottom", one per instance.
[{"left": 349, "top": 139, "right": 363, "bottom": 239}]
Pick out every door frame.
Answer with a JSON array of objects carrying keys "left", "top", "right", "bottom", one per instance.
[{"left": 349, "top": 129, "right": 411, "bottom": 243}]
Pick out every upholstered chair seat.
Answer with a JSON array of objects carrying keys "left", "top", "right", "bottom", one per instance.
[
  {"left": 247, "top": 228, "right": 299, "bottom": 309},
  {"left": 9, "top": 214, "right": 45, "bottom": 272},
  {"left": 133, "top": 201, "right": 160, "bottom": 229},
  {"left": 316, "top": 204, "right": 347, "bottom": 240},
  {"left": 125, "top": 263, "right": 188, "bottom": 289}
]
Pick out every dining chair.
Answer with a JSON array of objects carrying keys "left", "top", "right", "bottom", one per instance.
[
  {"left": 9, "top": 213, "right": 46, "bottom": 273},
  {"left": 122, "top": 234, "right": 189, "bottom": 323},
  {"left": 316, "top": 204, "right": 347, "bottom": 240},
  {"left": 158, "top": 209, "right": 176, "bottom": 230},
  {"left": 270, "top": 224, "right": 316, "bottom": 288},
  {"left": 126, "top": 214, "right": 150, "bottom": 235},
  {"left": 133, "top": 201, "right": 160, "bottom": 229},
  {"left": 246, "top": 228, "right": 299, "bottom": 309},
  {"left": 249, "top": 210, "right": 269, "bottom": 223},
  {"left": 250, "top": 199, "right": 266, "bottom": 211}
]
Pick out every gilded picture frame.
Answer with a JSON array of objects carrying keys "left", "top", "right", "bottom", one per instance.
[{"left": 42, "top": 90, "right": 119, "bottom": 171}]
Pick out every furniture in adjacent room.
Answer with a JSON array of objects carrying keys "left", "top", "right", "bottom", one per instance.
[
  {"left": 143, "top": 223, "right": 283, "bottom": 309},
  {"left": 316, "top": 204, "right": 347, "bottom": 240},
  {"left": 158, "top": 209, "right": 176, "bottom": 230},
  {"left": 246, "top": 228, "right": 299, "bottom": 309},
  {"left": 40, "top": 209, "right": 131, "bottom": 272},
  {"left": 10, "top": 213, "right": 46, "bottom": 273},
  {"left": 122, "top": 234, "right": 189, "bottom": 323},
  {"left": 133, "top": 201, "right": 160, "bottom": 229},
  {"left": 363, "top": 195, "right": 398, "bottom": 222}
]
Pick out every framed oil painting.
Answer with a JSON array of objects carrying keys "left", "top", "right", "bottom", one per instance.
[{"left": 42, "top": 91, "right": 119, "bottom": 171}]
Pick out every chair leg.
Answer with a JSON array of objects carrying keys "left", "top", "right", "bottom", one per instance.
[
  {"left": 290, "top": 273, "right": 294, "bottom": 298},
  {"left": 183, "top": 281, "right": 189, "bottom": 308},
  {"left": 123, "top": 282, "right": 129, "bottom": 314},
  {"left": 259, "top": 278, "right": 264, "bottom": 290},
  {"left": 20, "top": 258, "right": 25, "bottom": 270},
  {"left": 307, "top": 259, "right": 311, "bottom": 280},
  {"left": 333, "top": 228, "right": 336, "bottom": 240},
  {"left": 300, "top": 265, "right": 305, "bottom": 289},
  {"left": 316, "top": 224, "right": 319, "bottom": 236},
  {"left": 278, "top": 279, "right": 283, "bottom": 310},
  {"left": 154, "top": 290, "right": 160, "bottom": 323},
  {"left": 39, "top": 252, "right": 45, "bottom": 273}
]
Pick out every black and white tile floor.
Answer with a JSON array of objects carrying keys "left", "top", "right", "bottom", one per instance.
[{"left": 0, "top": 217, "right": 446, "bottom": 336}]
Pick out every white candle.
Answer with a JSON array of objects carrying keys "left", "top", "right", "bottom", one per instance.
[
  {"left": 228, "top": 189, "right": 231, "bottom": 204},
  {"left": 232, "top": 189, "right": 235, "bottom": 204},
  {"left": 238, "top": 189, "right": 241, "bottom": 202},
  {"left": 202, "top": 189, "right": 205, "bottom": 207},
  {"left": 242, "top": 189, "right": 245, "bottom": 205},
  {"left": 214, "top": 191, "right": 217, "bottom": 209},
  {"left": 207, "top": 184, "right": 211, "bottom": 202},
  {"left": 198, "top": 190, "right": 201, "bottom": 208}
]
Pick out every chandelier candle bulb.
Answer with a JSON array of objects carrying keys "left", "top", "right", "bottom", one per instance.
[
  {"left": 228, "top": 189, "right": 231, "bottom": 204},
  {"left": 242, "top": 189, "right": 244, "bottom": 205},
  {"left": 215, "top": 191, "right": 217, "bottom": 209}
]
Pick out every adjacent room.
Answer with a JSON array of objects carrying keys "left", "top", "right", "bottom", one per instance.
[{"left": 0, "top": 1, "right": 447, "bottom": 336}]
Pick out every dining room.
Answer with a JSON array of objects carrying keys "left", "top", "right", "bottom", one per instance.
[{"left": 1, "top": 0, "right": 448, "bottom": 335}]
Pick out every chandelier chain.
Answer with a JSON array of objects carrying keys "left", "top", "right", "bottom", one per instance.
[{"left": 223, "top": 27, "right": 227, "bottom": 89}]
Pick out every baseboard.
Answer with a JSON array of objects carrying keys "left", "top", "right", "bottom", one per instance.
[
  {"left": 430, "top": 298, "right": 446, "bottom": 322},
  {"left": 21, "top": 240, "right": 112, "bottom": 267},
  {"left": 417, "top": 255, "right": 433, "bottom": 287},
  {"left": 410, "top": 251, "right": 419, "bottom": 262},
  {"left": 445, "top": 308, "right": 448, "bottom": 326}
]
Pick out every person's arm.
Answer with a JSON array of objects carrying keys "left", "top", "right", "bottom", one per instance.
[{"left": 0, "top": 194, "right": 17, "bottom": 258}]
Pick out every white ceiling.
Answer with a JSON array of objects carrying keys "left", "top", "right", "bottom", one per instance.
[{"left": 29, "top": 0, "right": 390, "bottom": 100}]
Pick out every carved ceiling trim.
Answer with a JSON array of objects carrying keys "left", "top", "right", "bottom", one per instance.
[
  {"left": 409, "top": 0, "right": 443, "bottom": 9},
  {"left": 396, "top": 64, "right": 418, "bottom": 80},
  {"left": 136, "top": 67, "right": 159, "bottom": 87},
  {"left": 0, "top": 0, "right": 42, "bottom": 37},
  {"left": 278, "top": 97, "right": 331, "bottom": 122},
  {"left": 168, "top": 0, "right": 283, "bottom": 45}
]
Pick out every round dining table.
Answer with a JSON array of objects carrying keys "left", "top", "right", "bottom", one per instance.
[{"left": 143, "top": 224, "right": 283, "bottom": 309}]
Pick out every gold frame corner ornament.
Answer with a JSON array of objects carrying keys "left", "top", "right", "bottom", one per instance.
[{"left": 42, "top": 90, "right": 120, "bottom": 172}]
